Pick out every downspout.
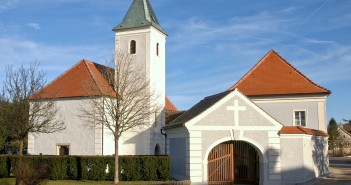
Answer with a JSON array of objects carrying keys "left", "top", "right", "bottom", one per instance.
[{"left": 160, "top": 128, "right": 167, "bottom": 155}]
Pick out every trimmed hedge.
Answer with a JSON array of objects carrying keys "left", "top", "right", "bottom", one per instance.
[
  {"left": 0, "top": 156, "right": 7, "bottom": 177},
  {"left": 0, "top": 155, "right": 171, "bottom": 181}
]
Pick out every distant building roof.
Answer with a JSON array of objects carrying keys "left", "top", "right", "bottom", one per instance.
[
  {"left": 341, "top": 121, "right": 351, "bottom": 133},
  {"left": 165, "top": 96, "right": 177, "bottom": 112},
  {"left": 112, "top": 0, "right": 166, "bottom": 35},
  {"left": 228, "top": 50, "right": 331, "bottom": 96}
]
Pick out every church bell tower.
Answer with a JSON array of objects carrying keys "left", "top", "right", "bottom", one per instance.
[{"left": 112, "top": 0, "right": 167, "bottom": 155}]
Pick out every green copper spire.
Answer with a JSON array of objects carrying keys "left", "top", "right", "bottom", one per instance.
[{"left": 113, "top": 0, "right": 166, "bottom": 34}]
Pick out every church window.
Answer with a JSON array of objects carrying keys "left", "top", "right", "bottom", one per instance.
[
  {"left": 156, "top": 43, "right": 159, "bottom": 56},
  {"left": 130, "top": 40, "right": 136, "bottom": 54},
  {"left": 57, "top": 145, "right": 69, "bottom": 156},
  {"left": 294, "top": 110, "right": 306, "bottom": 127}
]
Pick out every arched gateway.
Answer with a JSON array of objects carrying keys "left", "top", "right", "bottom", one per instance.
[
  {"left": 208, "top": 141, "right": 259, "bottom": 184},
  {"left": 165, "top": 88, "right": 328, "bottom": 184}
]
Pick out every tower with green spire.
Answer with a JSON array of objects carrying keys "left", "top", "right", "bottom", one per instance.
[
  {"left": 112, "top": 0, "right": 167, "bottom": 155},
  {"left": 112, "top": 0, "right": 166, "bottom": 35}
]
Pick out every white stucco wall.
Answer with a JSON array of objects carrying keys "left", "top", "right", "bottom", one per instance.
[
  {"left": 252, "top": 95, "right": 328, "bottom": 131},
  {"left": 166, "top": 90, "right": 284, "bottom": 185},
  {"left": 114, "top": 26, "right": 166, "bottom": 112},
  {"left": 166, "top": 127, "right": 189, "bottom": 180},
  {"left": 28, "top": 98, "right": 97, "bottom": 155},
  {"left": 280, "top": 135, "right": 328, "bottom": 185},
  {"left": 115, "top": 26, "right": 166, "bottom": 155}
]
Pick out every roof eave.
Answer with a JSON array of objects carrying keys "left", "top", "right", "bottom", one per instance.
[
  {"left": 246, "top": 91, "right": 331, "bottom": 98},
  {"left": 112, "top": 24, "right": 167, "bottom": 35}
]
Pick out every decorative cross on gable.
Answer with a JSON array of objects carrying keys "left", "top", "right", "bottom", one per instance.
[{"left": 226, "top": 99, "right": 246, "bottom": 126}]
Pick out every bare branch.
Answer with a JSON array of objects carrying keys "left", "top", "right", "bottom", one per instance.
[{"left": 0, "top": 61, "right": 65, "bottom": 156}]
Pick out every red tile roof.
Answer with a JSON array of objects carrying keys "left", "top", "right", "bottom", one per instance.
[
  {"left": 280, "top": 126, "right": 328, "bottom": 137},
  {"left": 32, "top": 59, "right": 176, "bottom": 111},
  {"left": 165, "top": 97, "right": 177, "bottom": 111},
  {"left": 228, "top": 50, "right": 331, "bottom": 96},
  {"left": 32, "top": 59, "right": 115, "bottom": 99}
]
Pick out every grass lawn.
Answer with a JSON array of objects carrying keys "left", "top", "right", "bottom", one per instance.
[{"left": 0, "top": 178, "right": 173, "bottom": 185}]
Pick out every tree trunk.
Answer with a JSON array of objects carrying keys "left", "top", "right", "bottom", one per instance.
[
  {"left": 15, "top": 139, "right": 24, "bottom": 185},
  {"left": 114, "top": 137, "right": 119, "bottom": 185},
  {"left": 19, "top": 139, "right": 24, "bottom": 157}
]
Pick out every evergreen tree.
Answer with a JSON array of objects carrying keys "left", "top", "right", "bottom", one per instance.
[{"left": 328, "top": 117, "right": 339, "bottom": 153}]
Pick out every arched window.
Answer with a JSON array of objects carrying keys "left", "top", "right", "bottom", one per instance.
[
  {"left": 154, "top": 144, "right": 161, "bottom": 155},
  {"left": 156, "top": 43, "right": 159, "bottom": 56},
  {"left": 130, "top": 40, "right": 136, "bottom": 54}
]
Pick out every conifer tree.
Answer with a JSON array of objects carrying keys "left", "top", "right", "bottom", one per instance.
[{"left": 328, "top": 117, "right": 339, "bottom": 154}]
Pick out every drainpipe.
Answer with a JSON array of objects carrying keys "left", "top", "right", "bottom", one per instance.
[{"left": 160, "top": 128, "right": 167, "bottom": 155}]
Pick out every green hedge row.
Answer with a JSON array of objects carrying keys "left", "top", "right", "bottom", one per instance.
[{"left": 0, "top": 155, "right": 171, "bottom": 181}]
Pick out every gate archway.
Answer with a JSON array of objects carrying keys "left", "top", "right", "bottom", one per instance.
[{"left": 208, "top": 141, "right": 259, "bottom": 184}]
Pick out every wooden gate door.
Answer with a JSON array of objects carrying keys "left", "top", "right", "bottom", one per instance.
[
  {"left": 208, "top": 141, "right": 259, "bottom": 185},
  {"left": 208, "top": 142, "right": 234, "bottom": 184}
]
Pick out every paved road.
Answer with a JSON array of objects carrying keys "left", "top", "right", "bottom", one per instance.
[{"left": 316, "top": 157, "right": 351, "bottom": 185}]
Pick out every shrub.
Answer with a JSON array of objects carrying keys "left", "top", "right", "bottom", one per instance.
[
  {"left": 0, "top": 155, "right": 171, "bottom": 181},
  {"left": 157, "top": 156, "right": 171, "bottom": 180},
  {"left": 81, "top": 156, "right": 112, "bottom": 181},
  {"left": 141, "top": 156, "right": 157, "bottom": 180},
  {"left": 15, "top": 159, "right": 50, "bottom": 185},
  {"left": 67, "top": 156, "right": 79, "bottom": 180},
  {"left": 48, "top": 156, "right": 68, "bottom": 180},
  {"left": 0, "top": 156, "right": 8, "bottom": 177},
  {"left": 119, "top": 156, "right": 141, "bottom": 181}
]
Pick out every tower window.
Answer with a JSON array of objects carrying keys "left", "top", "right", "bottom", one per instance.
[
  {"left": 156, "top": 43, "right": 159, "bottom": 56},
  {"left": 130, "top": 40, "right": 136, "bottom": 54}
]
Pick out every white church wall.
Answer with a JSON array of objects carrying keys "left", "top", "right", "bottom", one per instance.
[
  {"left": 280, "top": 136, "right": 304, "bottom": 184},
  {"left": 149, "top": 26, "right": 166, "bottom": 105},
  {"left": 252, "top": 95, "right": 328, "bottom": 131},
  {"left": 281, "top": 135, "right": 328, "bottom": 184},
  {"left": 102, "top": 118, "right": 154, "bottom": 155},
  {"left": 148, "top": 27, "right": 166, "bottom": 154},
  {"left": 166, "top": 127, "right": 189, "bottom": 180},
  {"left": 303, "top": 136, "right": 317, "bottom": 182},
  {"left": 169, "top": 90, "right": 284, "bottom": 184},
  {"left": 307, "top": 136, "right": 328, "bottom": 178},
  {"left": 115, "top": 26, "right": 166, "bottom": 155},
  {"left": 28, "top": 98, "right": 96, "bottom": 155}
]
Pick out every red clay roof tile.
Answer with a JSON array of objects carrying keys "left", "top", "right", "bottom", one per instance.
[
  {"left": 32, "top": 59, "right": 115, "bottom": 99},
  {"left": 165, "top": 96, "right": 177, "bottom": 111},
  {"left": 33, "top": 59, "right": 176, "bottom": 111},
  {"left": 228, "top": 50, "right": 331, "bottom": 96},
  {"left": 280, "top": 126, "right": 328, "bottom": 137}
]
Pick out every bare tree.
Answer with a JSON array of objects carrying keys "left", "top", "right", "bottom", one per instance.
[
  {"left": 80, "top": 51, "right": 159, "bottom": 184},
  {"left": 0, "top": 93, "right": 8, "bottom": 151},
  {"left": 1, "top": 62, "right": 65, "bottom": 156}
]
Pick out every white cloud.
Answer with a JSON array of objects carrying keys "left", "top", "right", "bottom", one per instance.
[
  {"left": 0, "top": 0, "right": 20, "bottom": 12},
  {"left": 301, "top": 38, "right": 335, "bottom": 45},
  {"left": 27, "top": 23, "right": 41, "bottom": 30},
  {"left": 282, "top": 6, "right": 297, "bottom": 13},
  {"left": 164, "top": 7, "right": 351, "bottom": 110},
  {"left": 0, "top": 36, "right": 113, "bottom": 83}
]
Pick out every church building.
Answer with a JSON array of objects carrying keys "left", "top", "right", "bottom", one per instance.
[{"left": 29, "top": 0, "right": 330, "bottom": 185}]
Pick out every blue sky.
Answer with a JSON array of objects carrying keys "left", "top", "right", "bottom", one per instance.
[{"left": 0, "top": 0, "right": 350, "bottom": 123}]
